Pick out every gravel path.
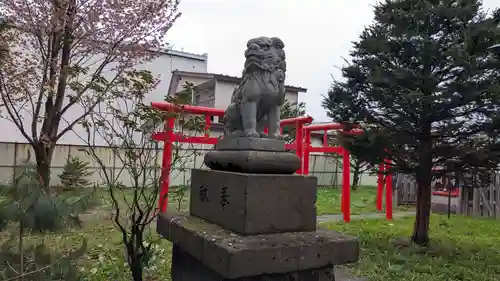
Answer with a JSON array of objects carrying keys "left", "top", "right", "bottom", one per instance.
[{"left": 318, "top": 211, "right": 415, "bottom": 223}]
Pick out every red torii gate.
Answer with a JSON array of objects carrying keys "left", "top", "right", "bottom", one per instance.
[
  {"left": 300, "top": 123, "right": 393, "bottom": 222},
  {"left": 151, "top": 101, "right": 312, "bottom": 212},
  {"left": 150, "top": 101, "right": 393, "bottom": 222}
]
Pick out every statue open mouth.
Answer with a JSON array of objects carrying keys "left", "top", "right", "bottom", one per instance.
[
  {"left": 245, "top": 49, "right": 263, "bottom": 61},
  {"left": 244, "top": 52, "right": 265, "bottom": 70}
]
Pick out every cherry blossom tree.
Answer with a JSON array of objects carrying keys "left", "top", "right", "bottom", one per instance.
[{"left": 0, "top": 0, "right": 181, "bottom": 189}]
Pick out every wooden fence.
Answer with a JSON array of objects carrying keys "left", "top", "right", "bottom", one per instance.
[
  {"left": 459, "top": 173, "right": 500, "bottom": 218},
  {"left": 394, "top": 173, "right": 500, "bottom": 219},
  {"left": 394, "top": 174, "right": 418, "bottom": 205}
]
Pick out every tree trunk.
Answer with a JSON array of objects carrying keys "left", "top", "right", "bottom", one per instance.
[
  {"left": 33, "top": 142, "right": 54, "bottom": 191},
  {"left": 130, "top": 257, "right": 143, "bottom": 281},
  {"left": 18, "top": 222, "right": 24, "bottom": 281},
  {"left": 352, "top": 168, "right": 360, "bottom": 190},
  {"left": 412, "top": 129, "right": 433, "bottom": 245},
  {"left": 412, "top": 175, "right": 432, "bottom": 245}
]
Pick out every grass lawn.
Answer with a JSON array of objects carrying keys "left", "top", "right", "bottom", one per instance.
[
  {"left": 37, "top": 207, "right": 500, "bottom": 281},
  {"left": 316, "top": 186, "right": 412, "bottom": 215},
  {"left": 3, "top": 188, "right": 498, "bottom": 281},
  {"left": 39, "top": 219, "right": 173, "bottom": 281},
  {"left": 325, "top": 214, "right": 500, "bottom": 281}
]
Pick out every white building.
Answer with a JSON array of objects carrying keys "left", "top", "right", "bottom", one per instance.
[
  {"left": 167, "top": 70, "right": 305, "bottom": 107},
  {"left": 0, "top": 49, "right": 209, "bottom": 145},
  {"left": 143, "top": 51, "right": 209, "bottom": 104},
  {"left": 166, "top": 70, "right": 306, "bottom": 123}
]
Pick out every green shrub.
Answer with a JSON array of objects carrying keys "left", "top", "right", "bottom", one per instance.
[
  {"left": 0, "top": 166, "right": 93, "bottom": 280},
  {"left": 59, "top": 156, "right": 93, "bottom": 190},
  {"left": 170, "top": 185, "right": 190, "bottom": 211}
]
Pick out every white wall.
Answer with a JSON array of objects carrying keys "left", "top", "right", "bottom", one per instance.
[
  {"left": 143, "top": 52, "right": 208, "bottom": 103},
  {"left": 214, "top": 81, "right": 237, "bottom": 109},
  {"left": 0, "top": 140, "right": 379, "bottom": 188},
  {"left": 285, "top": 91, "right": 299, "bottom": 104},
  {"left": 309, "top": 136, "right": 323, "bottom": 153},
  {"left": 0, "top": 141, "right": 382, "bottom": 188}
]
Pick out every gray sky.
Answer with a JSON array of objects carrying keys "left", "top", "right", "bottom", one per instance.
[{"left": 166, "top": 0, "right": 499, "bottom": 122}]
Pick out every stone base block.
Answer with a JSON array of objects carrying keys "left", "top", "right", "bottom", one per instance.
[
  {"left": 189, "top": 169, "right": 317, "bottom": 235},
  {"left": 157, "top": 212, "right": 359, "bottom": 279},
  {"left": 204, "top": 150, "right": 301, "bottom": 174},
  {"left": 215, "top": 137, "right": 286, "bottom": 152},
  {"left": 172, "top": 245, "right": 336, "bottom": 281}
]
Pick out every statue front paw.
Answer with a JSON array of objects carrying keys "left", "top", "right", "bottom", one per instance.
[
  {"left": 269, "top": 133, "right": 284, "bottom": 140},
  {"left": 244, "top": 131, "right": 261, "bottom": 138},
  {"left": 227, "top": 130, "right": 245, "bottom": 138}
]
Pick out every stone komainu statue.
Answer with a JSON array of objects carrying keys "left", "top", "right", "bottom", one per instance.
[{"left": 223, "top": 36, "right": 287, "bottom": 139}]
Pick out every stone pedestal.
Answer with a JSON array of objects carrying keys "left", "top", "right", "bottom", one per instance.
[
  {"left": 157, "top": 166, "right": 360, "bottom": 280},
  {"left": 170, "top": 245, "right": 337, "bottom": 281},
  {"left": 204, "top": 137, "right": 301, "bottom": 174},
  {"left": 189, "top": 169, "right": 317, "bottom": 234},
  {"left": 158, "top": 133, "right": 359, "bottom": 280},
  {"left": 158, "top": 212, "right": 358, "bottom": 281}
]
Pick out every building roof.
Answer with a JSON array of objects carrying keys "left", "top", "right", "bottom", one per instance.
[
  {"left": 155, "top": 49, "right": 208, "bottom": 62},
  {"left": 167, "top": 70, "right": 308, "bottom": 96}
]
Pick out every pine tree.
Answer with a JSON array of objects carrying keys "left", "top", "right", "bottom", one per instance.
[
  {"left": 323, "top": 0, "right": 500, "bottom": 244},
  {"left": 280, "top": 101, "right": 306, "bottom": 143},
  {"left": 59, "top": 156, "right": 93, "bottom": 190},
  {"left": 0, "top": 161, "right": 94, "bottom": 280}
]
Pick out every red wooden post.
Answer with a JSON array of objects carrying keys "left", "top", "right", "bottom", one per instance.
[
  {"left": 303, "top": 129, "right": 311, "bottom": 175},
  {"left": 385, "top": 161, "right": 393, "bottom": 220},
  {"left": 301, "top": 123, "right": 363, "bottom": 222},
  {"left": 342, "top": 148, "right": 351, "bottom": 222},
  {"left": 279, "top": 116, "right": 312, "bottom": 174},
  {"left": 159, "top": 117, "right": 175, "bottom": 213},
  {"left": 295, "top": 121, "right": 303, "bottom": 174},
  {"left": 377, "top": 162, "right": 385, "bottom": 211},
  {"left": 204, "top": 114, "right": 211, "bottom": 137}
]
